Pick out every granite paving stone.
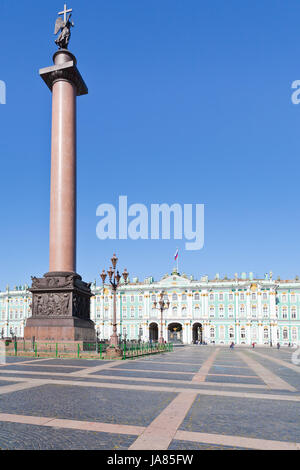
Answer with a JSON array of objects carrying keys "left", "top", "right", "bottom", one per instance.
[
  {"left": 168, "top": 439, "right": 249, "bottom": 450},
  {"left": 180, "top": 395, "right": 300, "bottom": 442},
  {"left": 0, "top": 422, "right": 135, "bottom": 450},
  {"left": 1, "top": 365, "right": 82, "bottom": 374},
  {"left": 0, "top": 384, "right": 176, "bottom": 427},
  {"left": 95, "top": 369, "right": 195, "bottom": 381},
  {"left": 206, "top": 375, "right": 264, "bottom": 385},
  {"left": 116, "top": 362, "right": 199, "bottom": 373}
]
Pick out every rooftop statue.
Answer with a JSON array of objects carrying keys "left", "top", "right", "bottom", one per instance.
[{"left": 54, "top": 4, "right": 74, "bottom": 49}]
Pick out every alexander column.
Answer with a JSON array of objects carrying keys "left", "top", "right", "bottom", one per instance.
[{"left": 24, "top": 5, "right": 95, "bottom": 343}]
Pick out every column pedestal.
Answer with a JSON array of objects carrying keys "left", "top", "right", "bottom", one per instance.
[{"left": 24, "top": 272, "right": 95, "bottom": 342}]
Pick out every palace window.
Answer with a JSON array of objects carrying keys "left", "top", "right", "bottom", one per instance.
[
  {"left": 282, "top": 307, "right": 288, "bottom": 319},
  {"left": 240, "top": 293, "right": 245, "bottom": 301},
  {"left": 240, "top": 304, "right": 245, "bottom": 316},
  {"left": 123, "top": 295, "right": 127, "bottom": 302},
  {"left": 283, "top": 328, "right": 288, "bottom": 340},
  {"left": 130, "top": 296, "right": 134, "bottom": 303},
  {"left": 139, "top": 296, "right": 143, "bottom": 302},
  {"left": 228, "top": 305, "right": 234, "bottom": 317},
  {"left": 194, "top": 306, "right": 200, "bottom": 316},
  {"left": 194, "top": 293, "right": 200, "bottom": 300},
  {"left": 209, "top": 293, "right": 214, "bottom": 301},
  {"left": 104, "top": 296, "right": 108, "bottom": 303},
  {"left": 241, "top": 327, "right": 246, "bottom": 339},
  {"left": 262, "top": 292, "right": 267, "bottom": 300},
  {"left": 138, "top": 308, "right": 143, "bottom": 318},
  {"left": 130, "top": 307, "right": 135, "bottom": 318},
  {"left": 263, "top": 327, "right": 269, "bottom": 339},
  {"left": 151, "top": 295, "right": 156, "bottom": 302},
  {"left": 172, "top": 294, "right": 177, "bottom": 301},
  {"left": 182, "top": 307, "right": 187, "bottom": 317},
  {"left": 251, "top": 293, "right": 256, "bottom": 300},
  {"left": 210, "top": 327, "right": 215, "bottom": 338},
  {"left": 219, "top": 305, "right": 224, "bottom": 317},
  {"left": 291, "top": 307, "right": 297, "bottom": 319},
  {"left": 229, "top": 327, "right": 234, "bottom": 339},
  {"left": 251, "top": 305, "right": 257, "bottom": 317},
  {"left": 209, "top": 306, "right": 215, "bottom": 317},
  {"left": 182, "top": 294, "right": 187, "bottom": 301},
  {"left": 229, "top": 293, "right": 233, "bottom": 301},
  {"left": 292, "top": 327, "right": 297, "bottom": 341},
  {"left": 219, "top": 293, "right": 224, "bottom": 301},
  {"left": 263, "top": 305, "right": 268, "bottom": 317},
  {"left": 282, "top": 294, "right": 287, "bottom": 302},
  {"left": 291, "top": 294, "right": 296, "bottom": 302}
]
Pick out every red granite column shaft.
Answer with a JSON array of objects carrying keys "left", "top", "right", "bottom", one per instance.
[{"left": 49, "top": 57, "right": 77, "bottom": 273}]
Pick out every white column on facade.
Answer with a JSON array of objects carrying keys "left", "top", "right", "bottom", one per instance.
[
  {"left": 235, "top": 292, "right": 239, "bottom": 344},
  {"left": 258, "top": 322, "right": 263, "bottom": 344},
  {"left": 182, "top": 322, "right": 188, "bottom": 343},
  {"left": 188, "top": 292, "right": 193, "bottom": 318},
  {"left": 270, "top": 290, "right": 277, "bottom": 346},
  {"left": 246, "top": 290, "right": 251, "bottom": 321},
  {"left": 91, "top": 295, "right": 96, "bottom": 323},
  {"left": 246, "top": 322, "right": 251, "bottom": 345},
  {"left": 22, "top": 294, "right": 27, "bottom": 337},
  {"left": 5, "top": 293, "right": 9, "bottom": 337},
  {"left": 258, "top": 290, "right": 262, "bottom": 322}
]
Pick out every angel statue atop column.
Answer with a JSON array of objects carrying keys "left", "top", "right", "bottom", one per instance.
[{"left": 54, "top": 5, "right": 74, "bottom": 49}]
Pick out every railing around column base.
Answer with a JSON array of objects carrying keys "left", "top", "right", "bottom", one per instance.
[{"left": 3, "top": 340, "right": 173, "bottom": 360}]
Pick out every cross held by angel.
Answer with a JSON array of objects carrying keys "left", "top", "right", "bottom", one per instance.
[{"left": 54, "top": 4, "right": 74, "bottom": 49}]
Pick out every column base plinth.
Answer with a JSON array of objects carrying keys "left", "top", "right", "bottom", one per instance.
[{"left": 24, "top": 272, "right": 96, "bottom": 342}]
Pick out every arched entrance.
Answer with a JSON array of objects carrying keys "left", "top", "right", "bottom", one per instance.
[
  {"left": 193, "top": 323, "right": 203, "bottom": 344},
  {"left": 149, "top": 323, "right": 158, "bottom": 342},
  {"left": 168, "top": 323, "right": 183, "bottom": 343}
]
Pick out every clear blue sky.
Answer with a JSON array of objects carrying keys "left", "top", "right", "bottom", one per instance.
[{"left": 1, "top": 0, "right": 300, "bottom": 289}]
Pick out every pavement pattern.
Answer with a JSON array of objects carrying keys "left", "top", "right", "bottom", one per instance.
[{"left": 0, "top": 346, "right": 299, "bottom": 450}]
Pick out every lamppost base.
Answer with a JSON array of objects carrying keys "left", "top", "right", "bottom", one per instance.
[
  {"left": 159, "top": 337, "right": 165, "bottom": 344},
  {"left": 105, "top": 345, "right": 122, "bottom": 359}
]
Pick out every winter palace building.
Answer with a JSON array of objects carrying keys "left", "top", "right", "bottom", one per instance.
[{"left": 1, "top": 269, "right": 299, "bottom": 346}]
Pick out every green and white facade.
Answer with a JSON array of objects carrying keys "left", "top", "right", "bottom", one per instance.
[{"left": 1, "top": 270, "right": 300, "bottom": 346}]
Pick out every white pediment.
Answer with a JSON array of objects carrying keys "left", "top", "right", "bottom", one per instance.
[{"left": 157, "top": 273, "right": 192, "bottom": 288}]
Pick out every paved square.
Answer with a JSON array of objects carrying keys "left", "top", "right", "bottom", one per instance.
[{"left": 0, "top": 346, "right": 299, "bottom": 450}]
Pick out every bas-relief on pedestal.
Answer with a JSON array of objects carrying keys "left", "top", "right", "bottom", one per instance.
[{"left": 25, "top": 272, "right": 95, "bottom": 342}]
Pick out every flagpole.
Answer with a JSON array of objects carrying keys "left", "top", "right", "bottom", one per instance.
[{"left": 177, "top": 247, "right": 179, "bottom": 273}]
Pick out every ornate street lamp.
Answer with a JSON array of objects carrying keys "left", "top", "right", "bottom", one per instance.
[
  {"left": 138, "top": 326, "right": 143, "bottom": 344},
  {"left": 101, "top": 254, "right": 129, "bottom": 354},
  {"left": 123, "top": 327, "right": 127, "bottom": 344},
  {"left": 153, "top": 291, "right": 170, "bottom": 344}
]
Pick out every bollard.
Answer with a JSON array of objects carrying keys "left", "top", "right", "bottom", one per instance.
[
  {"left": 77, "top": 343, "right": 80, "bottom": 358},
  {"left": 56, "top": 343, "right": 58, "bottom": 358}
]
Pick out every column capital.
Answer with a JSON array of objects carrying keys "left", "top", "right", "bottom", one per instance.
[{"left": 40, "top": 50, "right": 88, "bottom": 96}]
